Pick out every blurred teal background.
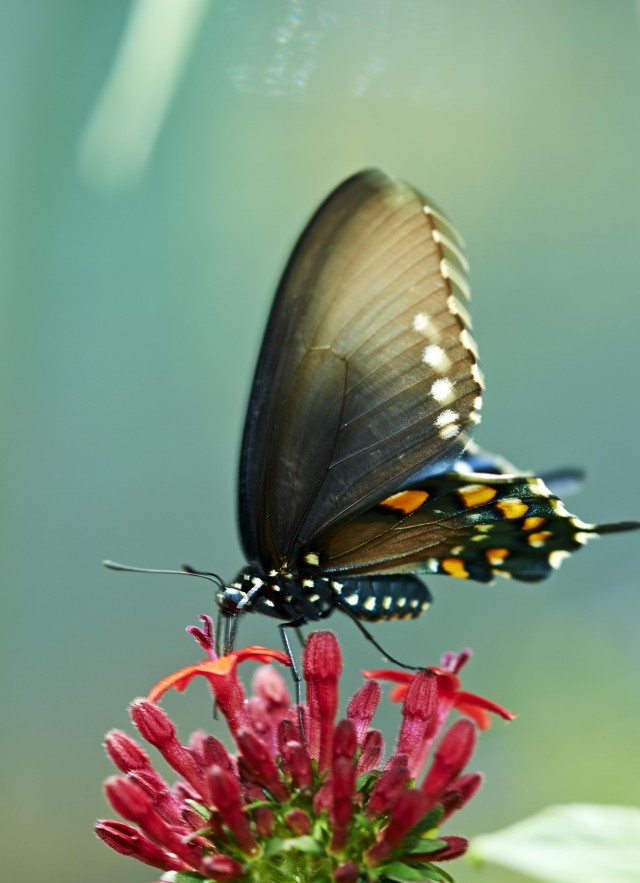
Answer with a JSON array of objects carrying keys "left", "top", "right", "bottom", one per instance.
[{"left": 1, "top": 2, "right": 639, "bottom": 882}]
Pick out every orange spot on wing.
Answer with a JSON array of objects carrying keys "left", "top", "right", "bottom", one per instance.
[
  {"left": 523, "top": 516, "right": 545, "bottom": 531},
  {"left": 528, "top": 530, "right": 553, "bottom": 548},
  {"left": 441, "top": 557, "right": 470, "bottom": 578},
  {"left": 496, "top": 499, "right": 529, "bottom": 520},
  {"left": 485, "top": 547, "right": 510, "bottom": 566},
  {"left": 458, "top": 484, "right": 497, "bottom": 508},
  {"left": 379, "top": 490, "right": 429, "bottom": 514}
]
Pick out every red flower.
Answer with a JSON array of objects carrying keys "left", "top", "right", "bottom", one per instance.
[{"left": 96, "top": 618, "right": 514, "bottom": 882}]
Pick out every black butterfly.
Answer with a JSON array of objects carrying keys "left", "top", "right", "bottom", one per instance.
[{"left": 108, "top": 170, "right": 638, "bottom": 641}]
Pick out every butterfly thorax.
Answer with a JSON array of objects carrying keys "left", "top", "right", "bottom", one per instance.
[{"left": 223, "top": 565, "right": 336, "bottom": 621}]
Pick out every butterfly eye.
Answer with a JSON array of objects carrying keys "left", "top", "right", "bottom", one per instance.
[{"left": 217, "top": 586, "right": 246, "bottom": 612}]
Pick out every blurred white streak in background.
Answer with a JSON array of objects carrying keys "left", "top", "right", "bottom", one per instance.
[{"left": 79, "top": 0, "right": 211, "bottom": 193}]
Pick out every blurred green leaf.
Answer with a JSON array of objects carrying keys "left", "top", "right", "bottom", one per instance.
[{"left": 470, "top": 804, "right": 640, "bottom": 883}]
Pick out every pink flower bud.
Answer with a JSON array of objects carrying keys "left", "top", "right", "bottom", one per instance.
[
  {"left": 104, "top": 777, "right": 200, "bottom": 868},
  {"left": 333, "top": 862, "right": 360, "bottom": 882},
  {"left": 105, "top": 775, "right": 153, "bottom": 821},
  {"left": 199, "top": 854, "right": 245, "bottom": 881},
  {"left": 127, "top": 769, "right": 187, "bottom": 826},
  {"left": 347, "top": 681, "right": 381, "bottom": 745},
  {"left": 303, "top": 632, "right": 342, "bottom": 770},
  {"left": 441, "top": 772, "right": 483, "bottom": 821},
  {"left": 282, "top": 739, "right": 313, "bottom": 789},
  {"left": 189, "top": 731, "right": 234, "bottom": 772},
  {"left": 414, "top": 834, "right": 468, "bottom": 862},
  {"left": 357, "top": 729, "right": 384, "bottom": 774},
  {"left": 286, "top": 808, "right": 311, "bottom": 835},
  {"left": 236, "top": 727, "right": 290, "bottom": 802},
  {"left": 252, "top": 663, "right": 291, "bottom": 709},
  {"left": 253, "top": 804, "right": 276, "bottom": 838},
  {"left": 366, "top": 789, "right": 428, "bottom": 866},
  {"left": 104, "top": 729, "right": 153, "bottom": 773},
  {"left": 365, "top": 765, "right": 409, "bottom": 818},
  {"left": 94, "top": 819, "right": 189, "bottom": 871},
  {"left": 277, "top": 718, "right": 296, "bottom": 754},
  {"left": 207, "top": 765, "right": 258, "bottom": 855},
  {"left": 331, "top": 721, "right": 357, "bottom": 853},
  {"left": 421, "top": 720, "right": 476, "bottom": 809},
  {"left": 130, "top": 699, "right": 209, "bottom": 801},
  {"left": 395, "top": 670, "right": 438, "bottom": 778}
]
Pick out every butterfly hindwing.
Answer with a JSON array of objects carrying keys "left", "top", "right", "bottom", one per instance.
[
  {"left": 308, "top": 471, "right": 636, "bottom": 584},
  {"left": 239, "top": 170, "right": 483, "bottom": 571}
]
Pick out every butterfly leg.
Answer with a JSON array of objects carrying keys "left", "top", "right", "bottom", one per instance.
[
  {"left": 335, "top": 600, "right": 423, "bottom": 671},
  {"left": 278, "top": 617, "right": 308, "bottom": 742}
]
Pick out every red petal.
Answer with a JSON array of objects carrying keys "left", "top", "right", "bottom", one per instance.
[
  {"left": 361, "top": 668, "right": 414, "bottom": 684},
  {"left": 148, "top": 647, "right": 289, "bottom": 703},
  {"left": 453, "top": 690, "right": 517, "bottom": 728}
]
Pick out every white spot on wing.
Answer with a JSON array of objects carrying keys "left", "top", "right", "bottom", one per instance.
[
  {"left": 549, "top": 550, "right": 571, "bottom": 569},
  {"left": 436, "top": 409, "right": 458, "bottom": 427},
  {"left": 459, "top": 328, "right": 478, "bottom": 357},
  {"left": 363, "top": 596, "right": 376, "bottom": 612},
  {"left": 430, "top": 378, "right": 454, "bottom": 402},
  {"left": 422, "top": 344, "right": 447, "bottom": 368},
  {"left": 571, "top": 517, "right": 595, "bottom": 530},
  {"left": 433, "top": 229, "right": 470, "bottom": 272},
  {"left": 413, "top": 312, "right": 430, "bottom": 333},
  {"left": 440, "top": 423, "right": 460, "bottom": 439},
  {"left": 471, "top": 363, "right": 485, "bottom": 388},
  {"left": 441, "top": 258, "right": 471, "bottom": 299},
  {"left": 447, "top": 294, "right": 472, "bottom": 328}
]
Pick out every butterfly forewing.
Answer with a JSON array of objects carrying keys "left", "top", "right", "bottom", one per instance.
[{"left": 239, "top": 170, "right": 483, "bottom": 570}]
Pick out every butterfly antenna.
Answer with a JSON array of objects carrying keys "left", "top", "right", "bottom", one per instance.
[
  {"left": 103, "top": 560, "right": 227, "bottom": 591},
  {"left": 335, "top": 600, "right": 423, "bottom": 671}
]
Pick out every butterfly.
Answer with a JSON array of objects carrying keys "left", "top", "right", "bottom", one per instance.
[
  {"left": 107, "top": 170, "right": 638, "bottom": 639},
  {"left": 216, "top": 169, "right": 638, "bottom": 629}
]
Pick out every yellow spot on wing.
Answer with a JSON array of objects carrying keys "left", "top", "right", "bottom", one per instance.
[
  {"left": 458, "top": 484, "right": 497, "bottom": 508},
  {"left": 528, "top": 530, "right": 553, "bottom": 548},
  {"left": 523, "top": 516, "right": 545, "bottom": 531},
  {"left": 441, "top": 557, "right": 470, "bottom": 578},
  {"left": 485, "top": 547, "right": 510, "bottom": 566},
  {"left": 497, "top": 499, "right": 529, "bottom": 520},
  {"left": 380, "top": 490, "right": 429, "bottom": 515}
]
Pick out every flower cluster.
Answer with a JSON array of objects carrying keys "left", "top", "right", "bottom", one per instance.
[{"left": 96, "top": 617, "right": 514, "bottom": 882}]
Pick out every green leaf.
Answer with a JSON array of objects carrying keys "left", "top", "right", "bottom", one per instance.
[
  {"left": 408, "top": 806, "right": 444, "bottom": 838},
  {"left": 381, "top": 861, "right": 443, "bottom": 882},
  {"left": 357, "top": 769, "right": 381, "bottom": 793},
  {"left": 184, "top": 799, "right": 210, "bottom": 818},
  {"left": 263, "top": 835, "right": 325, "bottom": 857},
  {"left": 404, "top": 836, "right": 448, "bottom": 854},
  {"left": 168, "top": 873, "right": 205, "bottom": 883},
  {"left": 470, "top": 803, "right": 640, "bottom": 883}
]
